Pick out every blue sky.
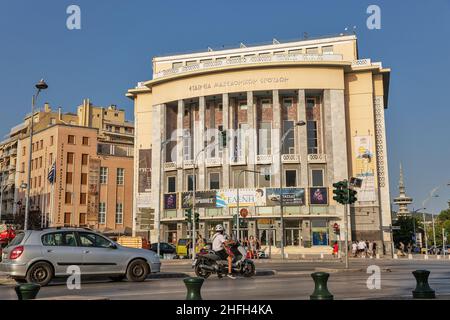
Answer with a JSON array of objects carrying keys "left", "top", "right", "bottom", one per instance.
[{"left": 1, "top": 0, "right": 449, "bottom": 214}]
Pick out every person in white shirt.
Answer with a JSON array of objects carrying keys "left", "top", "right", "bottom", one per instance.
[{"left": 211, "top": 224, "right": 235, "bottom": 279}]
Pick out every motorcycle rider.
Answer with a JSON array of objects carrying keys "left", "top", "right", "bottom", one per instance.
[{"left": 211, "top": 224, "right": 236, "bottom": 279}]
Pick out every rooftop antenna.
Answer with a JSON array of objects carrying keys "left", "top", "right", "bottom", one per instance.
[
  {"left": 273, "top": 38, "right": 280, "bottom": 45},
  {"left": 352, "top": 26, "right": 357, "bottom": 35},
  {"left": 240, "top": 42, "right": 247, "bottom": 48},
  {"left": 207, "top": 47, "right": 213, "bottom": 52},
  {"left": 303, "top": 32, "right": 308, "bottom": 39}
]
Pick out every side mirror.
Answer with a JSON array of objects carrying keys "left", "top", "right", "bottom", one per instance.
[{"left": 109, "top": 243, "right": 118, "bottom": 249}]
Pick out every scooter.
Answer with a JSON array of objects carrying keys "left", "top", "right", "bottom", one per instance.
[{"left": 193, "top": 241, "right": 256, "bottom": 279}]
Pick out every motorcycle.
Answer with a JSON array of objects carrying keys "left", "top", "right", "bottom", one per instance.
[{"left": 193, "top": 241, "right": 256, "bottom": 279}]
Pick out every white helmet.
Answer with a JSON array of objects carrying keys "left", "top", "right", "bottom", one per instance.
[{"left": 215, "top": 224, "right": 224, "bottom": 232}]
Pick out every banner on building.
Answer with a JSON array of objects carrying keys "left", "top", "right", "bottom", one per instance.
[
  {"left": 87, "top": 158, "right": 101, "bottom": 224},
  {"left": 309, "top": 187, "right": 328, "bottom": 205},
  {"left": 265, "top": 188, "right": 305, "bottom": 206},
  {"left": 138, "top": 149, "right": 152, "bottom": 193},
  {"left": 181, "top": 191, "right": 217, "bottom": 208},
  {"left": 354, "top": 136, "right": 377, "bottom": 202},
  {"left": 164, "top": 193, "right": 177, "bottom": 210},
  {"left": 215, "top": 188, "right": 266, "bottom": 208}
]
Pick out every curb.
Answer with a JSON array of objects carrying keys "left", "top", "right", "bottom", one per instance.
[
  {"left": 149, "top": 269, "right": 276, "bottom": 279},
  {"left": 314, "top": 267, "right": 363, "bottom": 273}
]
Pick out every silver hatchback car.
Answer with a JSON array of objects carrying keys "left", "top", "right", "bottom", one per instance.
[{"left": 0, "top": 228, "right": 161, "bottom": 286}]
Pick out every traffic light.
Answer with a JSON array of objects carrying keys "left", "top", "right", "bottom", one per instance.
[
  {"left": 194, "top": 211, "right": 200, "bottom": 223},
  {"left": 220, "top": 130, "right": 227, "bottom": 148},
  {"left": 348, "top": 189, "right": 358, "bottom": 204},
  {"left": 332, "top": 181, "right": 347, "bottom": 204},
  {"left": 185, "top": 209, "right": 192, "bottom": 222}
]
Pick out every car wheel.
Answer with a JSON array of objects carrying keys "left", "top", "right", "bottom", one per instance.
[
  {"left": 109, "top": 275, "right": 126, "bottom": 282},
  {"left": 26, "top": 262, "right": 53, "bottom": 286},
  {"left": 126, "top": 259, "right": 149, "bottom": 282}
]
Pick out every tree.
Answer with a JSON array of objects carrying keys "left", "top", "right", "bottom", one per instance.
[
  {"left": 13, "top": 209, "right": 43, "bottom": 230},
  {"left": 393, "top": 215, "right": 422, "bottom": 246}
]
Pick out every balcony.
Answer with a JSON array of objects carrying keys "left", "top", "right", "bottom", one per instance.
[
  {"left": 307, "top": 154, "right": 327, "bottom": 163},
  {"left": 164, "top": 162, "right": 177, "bottom": 171},
  {"left": 154, "top": 53, "right": 343, "bottom": 79},
  {"left": 256, "top": 154, "right": 273, "bottom": 164},
  {"left": 205, "top": 158, "right": 222, "bottom": 167},
  {"left": 281, "top": 154, "right": 300, "bottom": 163},
  {"left": 230, "top": 156, "right": 246, "bottom": 166},
  {"left": 183, "top": 160, "right": 195, "bottom": 169}
]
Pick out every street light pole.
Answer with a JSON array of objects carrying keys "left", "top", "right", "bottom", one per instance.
[
  {"left": 432, "top": 213, "right": 437, "bottom": 256},
  {"left": 423, "top": 212, "right": 429, "bottom": 256},
  {"left": 24, "top": 80, "right": 48, "bottom": 231},
  {"left": 279, "top": 120, "right": 305, "bottom": 260}
]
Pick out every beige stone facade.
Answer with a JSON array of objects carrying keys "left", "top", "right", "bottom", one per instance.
[{"left": 128, "top": 34, "right": 392, "bottom": 254}]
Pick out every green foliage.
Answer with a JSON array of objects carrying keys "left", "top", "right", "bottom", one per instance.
[{"left": 393, "top": 215, "right": 422, "bottom": 245}]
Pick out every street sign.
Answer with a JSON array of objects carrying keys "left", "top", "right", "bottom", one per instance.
[
  {"left": 391, "top": 226, "right": 401, "bottom": 230},
  {"left": 240, "top": 208, "right": 249, "bottom": 218}
]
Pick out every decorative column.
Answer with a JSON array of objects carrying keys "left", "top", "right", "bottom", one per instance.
[
  {"left": 177, "top": 100, "right": 185, "bottom": 219},
  {"left": 323, "top": 90, "right": 349, "bottom": 235},
  {"left": 246, "top": 91, "right": 256, "bottom": 187},
  {"left": 297, "top": 90, "right": 308, "bottom": 216},
  {"left": 222, "top": 93, "right": 230, "bottom": 188},
  {"left": 272, "top": 90, "right": 281, "bottom": 186},
  {"left": 198, "top": 97, "right": 206, "bottom": 190},
  {"left": 374, "top": 96, "right": 392, "bottom": 255},
  {"left": 151, "top": 104, "right": 166, "bottom": 244}
]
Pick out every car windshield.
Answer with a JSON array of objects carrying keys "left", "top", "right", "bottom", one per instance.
[{"left": 6, "top": 232, "right": 25, "bottom": 247}]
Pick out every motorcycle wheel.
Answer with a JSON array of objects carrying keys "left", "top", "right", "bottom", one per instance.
[
  {"left": 241, "top": 260, "right": 256, "bottom": 278},
  {"left": 194, "top": 263, "right": 212, "bottom": 279}
]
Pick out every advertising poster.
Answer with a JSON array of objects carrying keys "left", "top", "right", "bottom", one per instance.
[
  {"left": 309, "top": 187, "right": 328, "bottom": 205},
  {"left": 164, "top": 193, "right": 177, "bottom": 209},
  {"left": 312, "top": 230, "right": 329, "bottom": 246},
  {"left": 265, "top": 188, "right": 305, "bottom": 206},
  {"left": 181, "top": 191, "right": 217, "bottom": 208},
  {"left": 138, "top": 149, "right": 152, "bottom": 193},
  {"left": 354, "top": 136, "right": 377, "bottom": 202},
  {"left": 215, "top": 188, "right": 266, "bottom": 208}
]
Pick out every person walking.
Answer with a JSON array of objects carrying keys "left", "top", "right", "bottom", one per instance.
[
  {"left": 352, "top": 241, "right": 357, "bottom": 257},
  {"left": 249, "top": 235, "right": 258, "bottom": 259},
  {"left": 332, "top": 241, "right": 339, "bottom": 258},
  {"left": 368, "top": 241, "right": 374, "bottom": 258}
]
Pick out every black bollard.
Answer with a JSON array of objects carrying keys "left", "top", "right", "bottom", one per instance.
[
  {"left": 412, "top": 270, "right": 435, "bottom": 299},
  {"left": 183, "top": 277, "right": 204, "bottom": 300},
  {"left": 15, "top": 283, "right": 41, "bottom": 300},
  {"left": 310, "top": 272, "right": 334, "bottom": 300}
]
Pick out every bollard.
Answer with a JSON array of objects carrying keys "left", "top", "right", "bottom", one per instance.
[
  {"left": 302, "top": 254, "right": 306, "bottom": 259},
  {"left": 376, "top": 253, "right": 380, "bottom": 259},
  {"left": 15, "top": 283, "right": 41, "bottom": 300},
  {"left": 310, "top": 272, "right": 334, "bottom": 300},
  {"left": 320, "top": 253, "right": 324, "bottom": 259},
  {"left": 393, "top": 254, "right": 398, "bottom": 259},
  {"left": 412, "top": 270, "right": 435, "bottom": 299},
  {"left": 183, "top": 277, "right": 204, "bottom": 300},
  {"left": 437, "top": 255, "right": 441, "bottom": 260},
  {"left": 424, "top": 254, "right": 429, "bottom": 260},
  {"left": 408, "top": 254, "right": 413, "bottom": 260}
]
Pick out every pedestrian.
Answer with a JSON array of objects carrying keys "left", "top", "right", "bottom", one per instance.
[
  {"left": 352, "top": 241, "right": 357, "bottom": 257},
  {"left": 368, "top": 241, "right": 374, "bottom": 258},
  {"left": 399, "top": 241, "right": 405, "bottom": 256},
  {"left": 197, "top": 234, "right": 205, "bottom": 252},
  {"left": 357, "top": 240, "right": 366, "bottom": 257},
  {"left": 249, "top": 235, "right": 258, "bottom": 259},
  {"left": 332, "top": 241, "right": 339, "bottom": 258},
  {"left": 372, "top": 242, "right": 377, "bottom": 257},
  {"left": 407, "top": 242, "right": 412, "bottom": 255}
]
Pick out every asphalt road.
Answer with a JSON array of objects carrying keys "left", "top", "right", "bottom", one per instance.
[{"left": 1, "top": 259, "right": 449, "bottom": 300}]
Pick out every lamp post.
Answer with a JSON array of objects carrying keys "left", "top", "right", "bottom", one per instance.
[
  {"left": 423, "top": 212, "right": 429, "bottom": 256},
  {"left": 412, "top": 208, "right": 425, "bottom": 247},
  {"left": 236, "top": 169, "right": 261, "bottom": 241},
  {"left": 24, "top": 79, "right": 48, "bottom": 231},
  {"left": 279, "top": 120, "right": 305, "bottom": 260},
  {"left": 191, "top": 139, "right": 219, "bottom": 260},
  {"left": 158, "top": 139, "right": 171, "bottom": 258}
]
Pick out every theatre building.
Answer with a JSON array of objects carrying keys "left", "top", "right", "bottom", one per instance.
[{"left": 128, "top": 34, "right": 392, "bottom": 254}]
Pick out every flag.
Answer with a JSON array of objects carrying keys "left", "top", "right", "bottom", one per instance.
[{"left": 48, "top": 162, "right": 56, "bottom": 184}]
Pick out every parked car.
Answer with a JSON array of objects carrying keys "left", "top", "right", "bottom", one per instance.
[
  {"left": 0, "top": 227, "right": 161, "bottom": 286},
  {"left": 150, "top": 242, "right": 176, "bottom": 255}
]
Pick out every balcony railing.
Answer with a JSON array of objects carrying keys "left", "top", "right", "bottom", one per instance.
[
  {"left": 256, "top": 154, "right": 273, "bottom": 164},
  {"left": 281, "top": 154, "right": 300, "bottom": 163},
  {"left": 164, "top": 162, "right": 177, "bottom": 171},
  {"left": 154, "top": 53, "right": 343, "bottom": 79},
  {"left": 205, "top": 158, "right": 222, "bottom": 167},
  {"left": 307, "top": 154, "right": 327, "bottom": 163},
  {"left": 183, "top": 160, "right": 195, "bottom": 169}
]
